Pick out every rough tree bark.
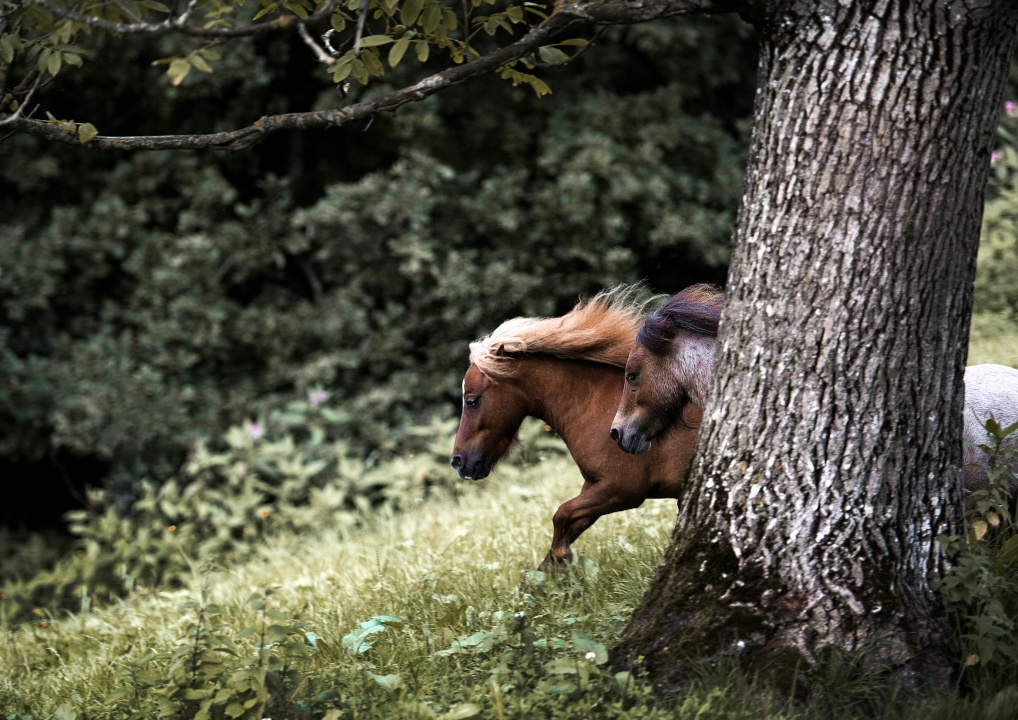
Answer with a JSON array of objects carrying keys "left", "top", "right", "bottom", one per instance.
[{"left": 611, "top": 0, "right": 1018, "bottom": 693}]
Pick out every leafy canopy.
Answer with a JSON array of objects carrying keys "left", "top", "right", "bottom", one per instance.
[{"left": 1, "top": 0, "right": 589, "bottom": 142}]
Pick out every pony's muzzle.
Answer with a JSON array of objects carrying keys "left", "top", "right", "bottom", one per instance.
[
  {"left": 610, "top": 424, "right": 652, "bottom": 456},
  {"left": 450, "top": 452, "right": 489, "bottom": 480}
]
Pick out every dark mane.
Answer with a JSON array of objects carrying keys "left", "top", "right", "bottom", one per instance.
[{"left": 637, "top": 284, "right": 724, "bottom": 355}]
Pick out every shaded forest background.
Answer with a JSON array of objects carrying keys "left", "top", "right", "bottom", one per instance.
[{"left": 0, "top": 15, "right": 1015, "bottom": 533}]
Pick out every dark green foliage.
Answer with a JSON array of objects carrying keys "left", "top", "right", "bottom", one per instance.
[
  {"left": 976, "top": 102, "right": 1018, "bottom": 323},
  {"left": 0, "top": 393, "right": 476, "bottom": 622},
  {"left": 108, "top": 587, "right": 317, "bottom": 720},
  {"left": 935, "top": 416, "right": 1018, "bottom": 689},
  {"left": 0, "top": 17, "right": 756, "bottom": 494}
]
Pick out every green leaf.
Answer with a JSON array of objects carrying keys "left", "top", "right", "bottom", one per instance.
[
  {"left": 371, "top": 673, "right": 402, "bottom": 691},
  {"left": 77, "top": 123, "right": 98, "bottom": 144},
  {"left": 329, "top": 59, "right": 353, "bottom": 82},
  {"left": 415, "top": 40, "right": 430, "bottom": 62},
  {"left": 351, "top": 58, "right": 368, "bottom": 83},
  {"left": 438, "top": 704, "right": 481, "bottom": 720},
  {"left": 253, "top": 4, "right": 276, "bottom": 19},
  {"left": 342, "top": 616, "right": 404, "bottom": 653},
  {"left": 614, "top": 671, "right": 632, "bottom": 693},
  {"left": 572, "top": 629, "right": 607, "bottom": 664},
  {"left": 48, "top": 50, "right": 63, "bottom": 76},
  {"left": 389, "top": 37, "right": 410, "bottom": 67},
  {"left": 361, "top": 49, "right": 385, "bottom": 77},
  {"left": 537, "top": 46, "right": 569, "bottom": 64},
  {"left": 498, "top": 66, "right": 551, "bottom": 96},
  {"left": 139, "top": 0, "right": 171, "bottom": 10},
  {"left": 528, "top": 76, "right": 551, "bottom": 96},
  {"left": 167, "top": 57, "right": 191, "bottom": 86},
  {"left": 401, "top": 0, "right": 423, "bottom": 26},
  {"left": 284, "top": 0, "right": 311, "bottom": 19},
  {"left": 190, "top": 54, "right": 214, "bottom": 73},
  {"left": 421, "top": 2, "right": 441, "bottom": 32},
  {"left": 358, "top": 35, "right": 394, "bottom": 47},
  {"left": 2, "top": 36, "right": 18, "bottom": 64}
]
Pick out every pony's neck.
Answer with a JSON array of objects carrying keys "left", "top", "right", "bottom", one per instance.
[
  {"left": 670, "top": 332, "right": 717, "bottom": 410},
  {"left": 511, "top": 355, "right": 621, "bottom": 444}
]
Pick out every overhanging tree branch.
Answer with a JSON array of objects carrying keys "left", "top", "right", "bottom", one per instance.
[
  {"left": 3, "top": 0, "right": 741, "bottom": 151},
  {"left": 33, "top": 0, "right": 341, "bottom": 38}
]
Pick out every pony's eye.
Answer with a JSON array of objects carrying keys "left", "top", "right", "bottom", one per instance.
[
  {"left": 625, "top": 372, "right": 639, "bottom": 384},
  {"left": 465, "top": 396, "right": 480, "bottom": 408}
]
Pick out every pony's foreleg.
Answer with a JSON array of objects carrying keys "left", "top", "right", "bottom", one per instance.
[{"left": 537, "top": 481, "right": 642, "bottom": 572}]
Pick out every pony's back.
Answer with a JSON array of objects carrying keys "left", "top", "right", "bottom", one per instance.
[{"left": 963, "top": 364, "right": 1018, "bottom": 493}]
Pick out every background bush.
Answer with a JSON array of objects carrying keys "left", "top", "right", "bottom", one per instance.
[
  {"left": 0, "top": 11, "right": 1014, "bottom": 600},
  {"left": 0, "top": 17, "right": 755, "bottom": 512}
]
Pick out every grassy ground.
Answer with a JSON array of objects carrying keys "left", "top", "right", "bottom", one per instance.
[
  {"left": 0, "top": 454, "right": 686, "bottom": 719},
  {"left": 3, "top": 445, "right": 1015, "bottom": 720}
]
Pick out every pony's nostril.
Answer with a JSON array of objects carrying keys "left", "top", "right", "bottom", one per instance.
[
  {"left": 450, "top": 454, "right": 464, "bottom": 468},
  {"left": 609, "top": 427, "right": 621, "bottom": 442}
]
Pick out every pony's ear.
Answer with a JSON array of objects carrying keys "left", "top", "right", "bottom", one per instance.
[{"left": 494, "top": 344, "right": 506, "bottom": 356}]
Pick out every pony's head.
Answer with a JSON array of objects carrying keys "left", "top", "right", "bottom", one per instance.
[
  {"left": 610, "top": 284, "right": 722, "bottom": 455},
  {"left": 450, "top": 358, "right": 527, "bottom": 480},
  {"left": 452, "top": 284, "right": 657, "bottom": 474}
]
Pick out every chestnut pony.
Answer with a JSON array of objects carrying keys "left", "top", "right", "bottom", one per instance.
[
  {"left": 609, "top": 284, "right": 1018, "bottom": 495},
  {"left": 451, "top": 287, "right": 700, "bottom": 571}
]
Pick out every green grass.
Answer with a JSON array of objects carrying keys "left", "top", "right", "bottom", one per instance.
[
  {"left": 969, "top": 312, "right": 1018, "bottom": 367},
  {"left": 4, "top": 422, "right": 1018, "bottom": 719},
  {"left": 0, "top": 453, "right": 686, "bottom": 719}
]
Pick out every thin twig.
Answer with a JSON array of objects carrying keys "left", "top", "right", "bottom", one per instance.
[
  {"left": 298, "top": 22, "right": 336, "bottom": 65},
  {"left": 353, "top": 0, "right": 371, "bottom": 55},
  {"left": 33, "top": 0, "right": 339, "bottom": 38},
  {"left": 0, "top": 73, "right": 42, "bottom": 127}
]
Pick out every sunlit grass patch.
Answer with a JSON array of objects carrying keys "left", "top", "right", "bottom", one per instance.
[{"left": 0, "top": 454, "right": 685, "bottom": 719}]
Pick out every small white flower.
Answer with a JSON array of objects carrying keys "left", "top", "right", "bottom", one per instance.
[{"left": 585, "top": 651, "right": 597, "bottom": 662}]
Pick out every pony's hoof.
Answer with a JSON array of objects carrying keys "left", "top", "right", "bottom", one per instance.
[{"left": 537, "top": 549, "right": 577, "bottom": 574}]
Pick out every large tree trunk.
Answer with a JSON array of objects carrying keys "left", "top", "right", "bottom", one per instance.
[{"left": 612, "top": 0, "right": 1018, "bottom": 692}]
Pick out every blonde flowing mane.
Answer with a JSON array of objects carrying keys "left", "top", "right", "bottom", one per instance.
[{"left": 470, "top": 285, "right": 659, "bottom": 378}]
